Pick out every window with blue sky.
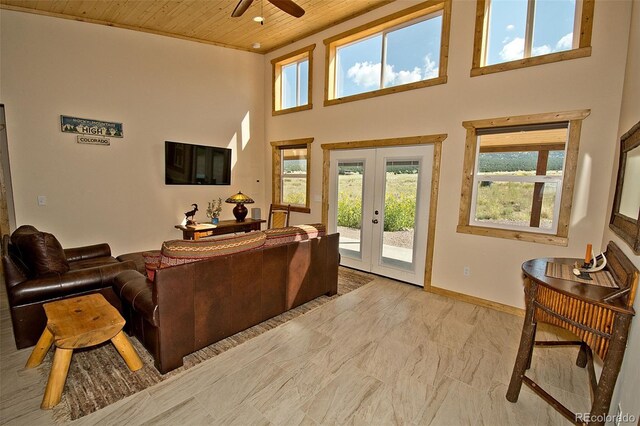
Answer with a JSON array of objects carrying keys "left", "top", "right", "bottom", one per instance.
[
  {"left": 324, "top": 1, "right": 450, "bottom": 104},
  {"left": 485, "top": 0, "right": 577, "bottom": 66},
  {"left": 335, "top": 13, "right": 443, "bottom": 98},
  {"left": 281, "top": 59, "right": 309, "bottom": 109},
  {"left": 271, "top": 44, "right": 314, "bottom": 115}
]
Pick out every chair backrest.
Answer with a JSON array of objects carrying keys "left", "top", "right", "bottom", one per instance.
[
  {"left": 268, "top": 204, "right": 291, "bottom": 229},
  {"left": 604, "top": 241, "right": 639, "bottom": 309}
]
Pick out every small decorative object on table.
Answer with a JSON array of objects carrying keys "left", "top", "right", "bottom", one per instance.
[
  {"left": 572, "top": 243, "right": 607, "bottom": 279},
  {"left": 225, "top": 191, "right": 254, "bottom": 222},
  {"left": 206, "top": 198, "right": 223, "bottom": 225},
  {"left": 184, "top": 203, "right": 198, "bottom": 226}
]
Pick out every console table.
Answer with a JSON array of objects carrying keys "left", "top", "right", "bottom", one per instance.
[
  {"left": 175, "top": 218, "right": 265, "bottom": 240},
  {"left": 506, "top": 242, "right": 637, "bottom": 426}
]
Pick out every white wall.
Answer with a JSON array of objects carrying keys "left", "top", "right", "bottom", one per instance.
[
  {"left": 264, "top": 0, "right": 632, "bottom": 309},
  {"left": 602, "top": 0, "right": 640, "bottom": 420},
  {"left": 0, "top": 10, "right": 266, "bottom": 255}
]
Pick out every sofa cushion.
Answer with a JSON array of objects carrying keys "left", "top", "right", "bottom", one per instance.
[
  {"left": 263, "top": 224, "right": 326, "bottom": 247},
  {"left": 160, "top": 231, "right": 266, "bottom": 268},
  {"left": 11, "top": 226, "right": 69, "bottom": 277}
]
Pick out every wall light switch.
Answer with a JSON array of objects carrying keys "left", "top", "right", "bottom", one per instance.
[{"left": 37, "top": 195, "right": 47, "bottom": 206}]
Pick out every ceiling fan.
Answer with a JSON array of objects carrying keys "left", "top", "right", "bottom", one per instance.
[{"left": 231, "top": 0, "right": 305, "bottom": 18}]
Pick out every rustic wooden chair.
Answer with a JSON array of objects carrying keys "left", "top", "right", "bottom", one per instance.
[{"left": 268, "top": 204, "right": 291, "bottom": 229}]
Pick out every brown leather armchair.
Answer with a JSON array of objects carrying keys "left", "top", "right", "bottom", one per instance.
[{"left": 1, "top": 225, "right": 137, "bottom": 349}]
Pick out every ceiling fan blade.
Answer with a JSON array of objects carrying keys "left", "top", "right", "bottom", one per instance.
[
  {"left": 267, "top": 0, "right": 305, "bottom": 18},
  {"left": 231, "top": 0, "right": 254, "bottom": 17}
]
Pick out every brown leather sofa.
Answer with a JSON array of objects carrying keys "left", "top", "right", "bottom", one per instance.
[
  {"left": 114, "top": 232, "right": 339, "bottom": 374},
  {"left": 1, "top": 225, "right": 138, "bottom": 349}
]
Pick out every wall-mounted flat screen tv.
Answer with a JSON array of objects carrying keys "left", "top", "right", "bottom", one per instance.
[{"left": 165, "top": 141, "right": 231, "bottom": 185}]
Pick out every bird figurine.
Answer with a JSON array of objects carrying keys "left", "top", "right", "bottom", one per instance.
[{"left": 184, "top": 203, "right": 198, "bottom": 225}]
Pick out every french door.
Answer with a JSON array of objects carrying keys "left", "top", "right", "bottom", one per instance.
[{"left": 328, "top": 145, "right": 433, "bottom": 286}]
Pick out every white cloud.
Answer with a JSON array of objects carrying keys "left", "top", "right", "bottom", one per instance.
[
  {"left": 346, "top": 61, "right": 381, "bottom": 88},
  {"left": 499, "top": 37, "right": 525, "bottom": 61},
  {"left": 385, "top": 65, "right": 422, "bottom": 85},
  {"left": 347, "top": 55, "right": 438, "bottom": 88},
  {"left": 499, "top": 37, "right": 553, "bottom": 61},
  {"left": 555, "top": 32, "right": 573, "bottom": 51},
  {"left": 532, "top": 45, "right": 551, "bottom": 56},
  {"left": 506, "top": 24, "right": 515, "bottom": 31},
  {"left": 423, "top": 54, "right": 438, "bottom": 79}
]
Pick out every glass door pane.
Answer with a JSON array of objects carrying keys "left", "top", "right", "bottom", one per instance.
[
  {"left": 337, "top": 161, "right": 365, "bottom": 259},
  {"left": 381, "top": 160, "right": 419, "bottom": 270}
]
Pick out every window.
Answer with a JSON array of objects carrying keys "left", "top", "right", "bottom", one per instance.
[
  {"left": 271, "top": 44, "right": 314, "bottom": 115},
  {"left": 471, "top": 0, "right": 594, "bottom": 76},
  {"left": 458, "top": 110, "right": 590, "bottom": 245},
  {"left": 324, "top": 0, "right": 451, "bottom": 106},
  {"left": 271, "top": 138, "right": 313, "bottom": 213}
]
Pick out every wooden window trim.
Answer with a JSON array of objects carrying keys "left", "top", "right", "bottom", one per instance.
[
  {"left": 271, "top": 44, "right": 315, "bottom": 116},
  {"left": 323, "top": 0, "right": 451, "bottom": 107},
  {"left": 470, "top": 0, "right": 594, "bottom": 77},
  {"left": 271, "top": 137, "right": 314, "bottom": 213},
  {"left": 457, "top": 109, "right": 591, "bottom": 246}
]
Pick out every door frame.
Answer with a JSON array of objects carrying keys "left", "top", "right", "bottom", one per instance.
[
  {"left": 0, "top": 104, "right": 15, "bottom": 237},
  {"left": 321, "top": 133, "right": 447, "bottom": 290}
]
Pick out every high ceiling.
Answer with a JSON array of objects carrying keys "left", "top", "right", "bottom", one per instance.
[{"left": 0, "top": 0, "right": 393, "bottom": 53}]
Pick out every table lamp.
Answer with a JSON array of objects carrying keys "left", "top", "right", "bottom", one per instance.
[{"left": 225, "top": 191, "right": 254, "bottom": 222}]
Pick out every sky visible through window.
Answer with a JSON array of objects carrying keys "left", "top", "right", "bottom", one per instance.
[
  {"left": 282, "top": 59, "right": 309, "bottom": 109},
  {"left": 486, "top": 0, "right": 576, "bottom": 66},
  {"left": 336, "top": 14, "right": 442, "bottom": 98}
]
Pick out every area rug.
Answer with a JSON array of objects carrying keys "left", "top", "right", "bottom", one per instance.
[{"left": 41, "top": 267, "right": 375, "bottom": 422}]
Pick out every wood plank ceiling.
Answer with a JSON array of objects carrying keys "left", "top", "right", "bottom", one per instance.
[{"left": 0, "top": 0, "right": 393, "bottom": 53}]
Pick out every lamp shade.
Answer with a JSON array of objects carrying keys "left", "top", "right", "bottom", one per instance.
[{"left": 225, "top": 191, "right": 254, "bottom": 204}]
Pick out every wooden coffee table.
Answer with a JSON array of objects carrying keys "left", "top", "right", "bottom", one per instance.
[{"left": 25, "top": 293, "right": 143, "bottom": 409}]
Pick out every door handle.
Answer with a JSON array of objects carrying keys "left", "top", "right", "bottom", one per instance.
[{"left": 372, "top": 219, "right": 379, "bottom": 224}]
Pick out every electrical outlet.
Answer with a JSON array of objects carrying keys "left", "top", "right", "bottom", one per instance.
[
  {"left": 463, "top": 266, "right": 471, "bottom": 276},
  {"left": 37, "top": 195, "right": 47, "bottom": 206}
]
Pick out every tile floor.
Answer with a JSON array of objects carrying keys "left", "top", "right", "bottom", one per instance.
[{"left": 0, "top": 275, "right": 591, "bottom": 425}]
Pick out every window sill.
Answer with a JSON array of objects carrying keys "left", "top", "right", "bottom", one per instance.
[
  {"left": 470, "top": 47, "right": 592, "bottom": 77},
  {"left": 324, "top": 75, "right": 447, "bottom": 107},
  {"left": 272, "top": 103, "right": 313, "bottom": 116},
  {"left": 456, "top": 224, "right": 568, "bottom": 246}
]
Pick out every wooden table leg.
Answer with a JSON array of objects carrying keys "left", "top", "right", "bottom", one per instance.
[
  {"left": 507, "top": 279, "right": 538, "bottom": 403},
  {"left": 111, "top": 331, "right": 143, "bottom": 371},
  {"left": 588, "top": 314, "right": 631, "bottom": 426},
  {"left": 25, "top": 328, "right": 54, "bottom": 368},
  {"left": 41, "top": 348, "right": 73, "bottom": 409},
  {"left": 576, "top": 342, "right": 588, "bottom": 368}
]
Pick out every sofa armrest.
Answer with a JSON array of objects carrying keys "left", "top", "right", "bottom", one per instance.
[
  {"left": 64, "top": 243, "right": 112, "bottom": 262},
  {"left": 113, "top": 270, "right": 158, "bottom": 326},
  {"left": 8, "top": 260, "right": 137, "bottom": 306},
  {"left": 153, "top": 263, "right": 196, "bottom": 372}
]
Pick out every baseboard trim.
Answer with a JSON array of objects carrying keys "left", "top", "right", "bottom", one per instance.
[{"left": 426, "top": 285, "right": 525, "bottom": 317}]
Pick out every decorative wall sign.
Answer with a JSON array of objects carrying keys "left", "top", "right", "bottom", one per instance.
[
  {"left": 77, "top": 135, "right": 110, "bottom": 146},
  {"left": 61, "top": 115, "right": 123, "bottom": 138}
]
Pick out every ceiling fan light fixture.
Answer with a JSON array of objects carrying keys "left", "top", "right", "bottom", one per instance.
[{"left": 252, "top": 15, "right": 264, "bottom": 23}]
